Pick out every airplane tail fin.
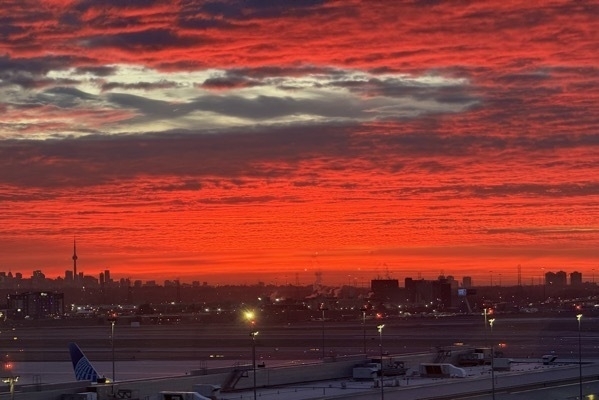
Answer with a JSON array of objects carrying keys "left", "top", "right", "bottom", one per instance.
[{"left": 69, "top": 342, "right": 100, "bottom": 382}]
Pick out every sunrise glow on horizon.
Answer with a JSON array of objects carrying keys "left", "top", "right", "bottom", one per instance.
[{"left": 1, "top": 1, "right": 598, "bottom": 286}]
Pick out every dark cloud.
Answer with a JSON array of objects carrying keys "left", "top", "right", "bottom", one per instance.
[
  {"left": 0, "top": 124, "right": 355, "bottom": 188},
  {"left": 0, "top": 55, "right": 77, "bottom": 79},
  {"left": 75, "top": 66, "right": 118, "bottom": 77},
  {"left": 105, "top": 93, "right": 190, "bottom": 119},
  {"left": 0, "top": 74, "right": 78, "bottom": 90},
  {"left": 156, "top": 179, "right": 203, "bottom": 192},
  {"left": 494, "top": 71, "right": 551, "bottom": 85},
  {"left": 199, "top": 0, "right": 325, "bottom": 20},
  {"left": 226, "top": 66, "right": 347, "bottom": 79},
  {"left": 1, "top": 125, "right": 598, "bottom": 192},
  {"left": 44, "top": 86, "right": 96, "bottom": 100},
  {"left": 155, "top": 60, "right": 207, "bottom": 71},
  {"left": 71, "top": 0, "right": 170, "bottom": 20},
  {"left": 177, "top": 17, "right": 234, "bottom": 30},
  {"left": 189, "top": 94, "right": 365, "bottom": 120},
  {"left": 36, "top": 87, "right": 97, "bottom": 108},
  {"left": 0, "top": 16, "right": 26, "bottom": 38},
  {"left": 408, "top": 182, "right": 599, "bottom": 199},
  {"left": 200, "top": 76, "right": 262, "bottom": 90},
  {"left": 84, "top": 29, "right": 201, "bottom": 50},
  {"left": 101, "top": 80, "right": 181, "bottom": 92},
  {"left": 76, "top": 0, "right": 167, "bottom": 9},
  {"left": 101, "top": 91, "right": 366, "bottom": 123},
  {"left": 331, "top": 77, "right": 476, "bottom": 105}
]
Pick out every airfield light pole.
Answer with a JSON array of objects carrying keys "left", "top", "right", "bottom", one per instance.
[
  {"left": 250, "top": 331, "right": 259, "bottom": 400},
  {"left": 483, "top": 308, "right": 488, "bottom": 345},
  {"left": 489, "top": 318, "right": 496, "bottom": 400},
  {"left": 2, "top": 360, "right": 18, "bottom": 400},
  {"left": 244, "top": 311, "right": 258, "bottom": 400},
  {"left": 108, "top": 315, "right": 117, "bottom": 383},
  {"left": 2, "top": 376, "right": 18, "bottom": 400},
  {"left": 362, "top": 308, "right": 367, "bottom": 354},
  {"left": 320, "top": 305, "right": 327, "bottom": 359},
  {"left": 577, "top": 313, "right": 583, "bottom": 400},
  {"left": 377, "top": 324, "right": 385, "bottom": 400}
]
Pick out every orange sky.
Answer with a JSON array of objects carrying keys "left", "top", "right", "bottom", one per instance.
[{"left": 0, "top": 1, "right": 598, "bottom": 286}]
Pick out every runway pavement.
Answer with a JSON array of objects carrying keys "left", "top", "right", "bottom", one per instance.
[{"left": 2, "top": 314, "right": 598, "bottom": 363}]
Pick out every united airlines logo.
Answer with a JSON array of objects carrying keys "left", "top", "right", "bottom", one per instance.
[{"left": 74, "top": 357, "right": 98, "bottom": 381}]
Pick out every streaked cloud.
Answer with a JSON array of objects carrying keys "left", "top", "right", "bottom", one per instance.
[{"left": 0, "top": 0, "right": 597, "bottom": 284}]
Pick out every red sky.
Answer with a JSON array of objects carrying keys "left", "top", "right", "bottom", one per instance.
[{"left": 1, "top": 0, "right": 598, "bottom": 286}]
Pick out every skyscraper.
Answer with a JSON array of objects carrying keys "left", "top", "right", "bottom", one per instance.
[{"left": 570, "top": 271, "right": 583, "bottom": 286}]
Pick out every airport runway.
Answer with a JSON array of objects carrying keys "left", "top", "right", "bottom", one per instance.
[{"left": 2, "top": 314, "right": 598, "bottom": 364}]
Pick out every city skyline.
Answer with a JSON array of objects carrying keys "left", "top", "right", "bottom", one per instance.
[
  {"left": 0, "top": 248, "right": 594, "bottom": 288},
  {"left": 1, "top": 1, "right": 598, "bottom": 285}
]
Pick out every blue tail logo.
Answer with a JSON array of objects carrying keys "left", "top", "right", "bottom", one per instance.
[{"left": 69, "top": 342, "right": 100, "bottom": 382}]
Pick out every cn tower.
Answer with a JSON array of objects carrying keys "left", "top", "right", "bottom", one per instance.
[{"left": 72, "top": 238, "right": 78, "bottom": 282}]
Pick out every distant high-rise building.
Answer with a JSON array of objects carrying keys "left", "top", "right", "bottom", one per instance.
[
  {"left": 405, "top": 278, "right": 432, "bottom": 303},
  {"left": 432, "top": 276, "right": 455, "bottom": 309},
  {"left": 99, "top": 272, "right": 105, "bottom": 286},
  {"left": 7, "top": 292, "right": 64, "bottom": 319},
  {"left": 32, "top": 270, "right": 45, "bottom": 278},
  {"left": 65, "top": 270, "right": 73, "bottom": 282},
  {"left": 546, "top": 270, "right": 568, "bottom": 287},
  {"left": 81, "top": 275, "right": 98, "bottom": 286},
  {"left": 371, "top": 279, "right": 400, "bottom": 301},
  {"left": 104, "top": 269, "right": 111, "bottom": 283},
  {"left": 570, "top": 271, "right": 582, "bottom": 286},
  {"left": 545, "top": 271, "right": 554, "bottom": 285},
  {"left": 126, "top": 282, "right": 133, "bottom": 304},
  {"left": 462, "top": 276, "right": 472, "bottom": 288},
  {"left": 32, "top": 270, "right": 46, "bottom": 286},
  {"left": 555, "top": 271, "right": 567, "bottom": 286}
]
